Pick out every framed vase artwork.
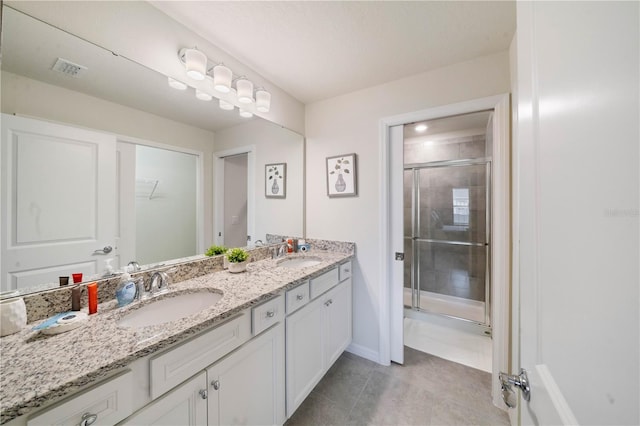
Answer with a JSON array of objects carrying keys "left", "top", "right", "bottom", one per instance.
[
  {"left": 265, "top": 163, "right": 286, "bottom": 198},
  {"left": 326, "top": 153, "right": 357, "bottom": 197}
]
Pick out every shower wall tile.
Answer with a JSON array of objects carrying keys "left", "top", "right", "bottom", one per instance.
[
  {"left": 459, "top": 140, "right": 486, "bottom": 158},
  {"left": 404, "top": 135, "right": 487, "bottom": 164}
]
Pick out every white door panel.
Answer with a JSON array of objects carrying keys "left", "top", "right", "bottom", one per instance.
[
  {"left": 389, "top": 124, "right": 404, "bottom": 364},
  {"left": 514, "top": 2, "right": 639, "bottom": 425},
  {"left": 1, "top": 114, "right": 117, "bottom": 289}
]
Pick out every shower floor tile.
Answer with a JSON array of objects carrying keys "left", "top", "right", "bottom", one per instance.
[{"left": 404, "top": 316, "right": 492, "bottom": 372}]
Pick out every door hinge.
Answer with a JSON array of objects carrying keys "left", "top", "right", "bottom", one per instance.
[{"left": 395, "top": 252, "right": 404, "bottom": 261}]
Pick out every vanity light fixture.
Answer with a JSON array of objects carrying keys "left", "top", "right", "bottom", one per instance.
[
  {"left": 239, "top": 109, "right": 253, "bottom": 118},
  {"left": 255, "top": 88, "right": 271, "bottom": 113},
  {"left": 177, "top": 47, "right": 272, "bottom": 113},
  {"left": 219, "top": 99, "right": 234, "bottom": 110},
  {"left": 236, "top": 78, "right": 254, "bottom": 104},
  {"left": 415, "top": 124, "right": 428, "bottom": 132},
  {"left": 213, "top": 64, "right": 232, "bottom": 93},
  {"left": 195, "top": 89, "right": 212, "bottom": 101},
  {"left": 179, "top": 47, "right": 207, "bottom": 81},
  {"left": 167, "top": 77, "right": 187, "bottom": 90}
]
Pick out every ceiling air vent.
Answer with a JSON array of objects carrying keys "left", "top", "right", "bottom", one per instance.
[{"left": 51, "top": 58, "right": 88, "bottom": 78}]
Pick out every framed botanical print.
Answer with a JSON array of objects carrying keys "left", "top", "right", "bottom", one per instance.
[
  {"left": 326, "top": 153, "right": 357, "bottom": 197},
  {"left": 265, "top": 163, "right": 286, "bottom": 198}
]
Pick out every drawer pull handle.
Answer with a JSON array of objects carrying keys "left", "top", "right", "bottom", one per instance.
[
  {"left": 296, "top": 294, "right": 304, "bottom": 301},
  {"left": 266, "top": 310, "right": 275, "bottom": 318},
  {"left": 199, "top": 389, "right": 208, "bottom": 399},
  {"left": 81, "top": 413, "right": 98, "bottom": 426},
  {"left": 344, "top": 268, "right": 350, "bottom": 273},
  {"left": 324, "top": 299, "right": 333, "bottom": 307},
  {"left": 211, "top": 380, "right": 220, "bottom": 390}
]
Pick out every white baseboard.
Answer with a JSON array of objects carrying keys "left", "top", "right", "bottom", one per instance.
[{"left": 346, "top": 342, "right": 380, "bottom": 364}]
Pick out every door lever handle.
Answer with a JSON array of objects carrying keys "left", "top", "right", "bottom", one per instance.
[
  {"left": 93, "top": 246, "right": 113, "bottom": 255},
  {"left": 499, "top": 368, "right": 530, "bottom": 407}
]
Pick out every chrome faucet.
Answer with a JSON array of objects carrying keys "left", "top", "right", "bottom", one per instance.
[
  {"left": 270, "top": 244, "right": 288, "bottom": 259},
  {"left": 127, "top": 261, "right": 141, "bottom": 272},
  {"left": 149, "top": 271, "right": 170, "bottom": 295},
  {"left": 136, "top": 271, "right": 170, "bottom": 300}
]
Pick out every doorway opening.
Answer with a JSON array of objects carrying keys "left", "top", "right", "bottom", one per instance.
[
  {"left": 402, "top": 111, "right": 493, "bottom": 372},
  {"left": 380, "top": 94, "right": 510, "bottom": 409},
  {"left": 214, "top": 145, "right": 256, "bottom": 248}
]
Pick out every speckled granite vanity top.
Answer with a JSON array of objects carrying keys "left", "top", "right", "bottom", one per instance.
[{"left": 0, "top": 250, "right": 352, "bottom": 424}]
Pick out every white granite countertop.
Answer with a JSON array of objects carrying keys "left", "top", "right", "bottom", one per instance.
[{"left": 0, "top": 251, "right": 352, "bottom": 424}]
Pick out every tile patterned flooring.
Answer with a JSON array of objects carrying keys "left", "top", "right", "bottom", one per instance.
[
  {"left": 403, "top": 317, "right": 492, "bottom": 373},
  {"left": 284, "top": 347, "right": 510, "bottom": 426}
]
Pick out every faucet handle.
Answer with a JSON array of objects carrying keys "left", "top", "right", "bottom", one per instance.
[{"left": 150, "top": 271, "right": 170, "bottom": 294}]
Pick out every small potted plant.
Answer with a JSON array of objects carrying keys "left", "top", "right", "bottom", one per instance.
[
  {"left": 226, "top": 248, "right": 249, "bottom": 273},
  {"left": 205, "top": 245, "right": 227, "bottom": 257}
]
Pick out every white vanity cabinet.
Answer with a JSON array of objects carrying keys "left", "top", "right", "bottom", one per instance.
[
  {"left": 285, "top": 262, "right": 353, "bottom": 418},
  {"left": 120, "top": 371, "right": 208, "bottom": 426},
  {"left": 207, "top": 322, "right": 285, "bottom": 426},
  {"left": 26, "top": 370, "right": 134, "bottom": 426},
  {"left": 122, "top": 323, "right": 284, "bottom": 426},
  {"left": 120, "top": 296, "right": 285, "bottom": 426}
]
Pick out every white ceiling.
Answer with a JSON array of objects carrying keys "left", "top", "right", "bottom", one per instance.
[{"left": 151, "top": 1, "right": 516, "bottom": 104}]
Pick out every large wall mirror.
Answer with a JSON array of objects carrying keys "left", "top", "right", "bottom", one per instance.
[{"left": 0, "top": 4, "right": 304, "bottom": 295}]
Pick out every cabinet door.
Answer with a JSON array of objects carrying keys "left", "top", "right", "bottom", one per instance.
[
  {"left": 120, "top": 372, "right": 207, "bottom": 426},
  {"left": 28, "top": 371, "right": 132, "bottom": 426},
  {"left": 207, "top": 323, "right": 285, "bottom": 426},
  {"left": 285, "top": 295, "right": 325, "bottom": 418},
  {"left": 324, "top": 278, "right": 353, "bottom": 368}
]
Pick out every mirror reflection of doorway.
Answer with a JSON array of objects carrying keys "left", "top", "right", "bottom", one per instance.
[
  {"left": 118, "top": 142, "right": 199, "bottom": 267},
  {"left": 222, "top": 153, "right": 248, "bottom": 248}
]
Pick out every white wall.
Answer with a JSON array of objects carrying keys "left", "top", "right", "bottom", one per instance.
[
  {"left": 215, "top": 119, "right": 304, "bottom": 242},
  {"left": 305, "top": 52, "right": 511, "bottom": 360},
  {"left": 1, "top": 71, "right": 216, "bottom": 248}
]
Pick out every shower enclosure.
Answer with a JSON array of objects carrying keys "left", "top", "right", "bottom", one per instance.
[{"left": 403, "top": 113, "right": 492, "bottom": 327}]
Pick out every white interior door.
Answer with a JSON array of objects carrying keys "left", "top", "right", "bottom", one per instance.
[
  {"left": 1, "top": 114, "right": 117, "bottom": 289},
  {"left": 514, "top": 2, "right": 639, "bottom": 424},
  {"left": 389, "top": 124, "right": 405, "bottom": 364}
]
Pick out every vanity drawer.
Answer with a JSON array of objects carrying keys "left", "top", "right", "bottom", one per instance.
[
  {"left": 252, "top": 295, "right": 285, "bottom": 335},
  {"left": 339, "top": 261, "right": 352, "bottom": 282},
  {"left": 28, "top": 370, "right": 133, "bottom": 426},
  {"left": 286, "top": 281, "right": 310, "bottom": 314},
  {"left": 149, "top": 313, "right": 250, "bottom": 399},
  {"left": 310, "top": 267, "right": 339, "bottom": 299}
]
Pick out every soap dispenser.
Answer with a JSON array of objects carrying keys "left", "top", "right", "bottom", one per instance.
[
  {"left": 103, "top": 258, "right": 115, "bottom": 277},
  {"left": 115, "top": 272, "right": 137, "bottom": 307}
]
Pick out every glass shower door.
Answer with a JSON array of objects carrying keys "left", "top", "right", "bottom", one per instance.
[{"left": 405, "top": 160, "right": 490, "bottom": 325}]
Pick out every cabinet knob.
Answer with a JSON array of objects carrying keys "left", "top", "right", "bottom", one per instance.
[
  {"left": 80, "top": 413, "right": 98, "bottom": 426},
  {"left": 211, "top": 380, "right": 220, "bottom": 390},
  {"left": 199, "top": 389, "right": 208, "bottom": 399},
  {"left": 296, "top": 294, "right": 304, "bottom": 301},
  {"left": 266, "top": 310, "right": 275, "bottom": 318},
  {"left": 324, "top": 299, "right": 333, "bottom": 307}
]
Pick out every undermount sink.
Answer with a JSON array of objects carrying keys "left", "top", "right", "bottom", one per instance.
[
  {"left": 277, "top": 256, "right": 322, "bottom": 269},
  {"left": 117, "top": 291, "right": 223, "bottom": 329}
]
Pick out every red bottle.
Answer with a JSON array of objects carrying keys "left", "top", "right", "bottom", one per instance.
[{"left": 87, "top": 282, "right": 98, "bottom": 314}]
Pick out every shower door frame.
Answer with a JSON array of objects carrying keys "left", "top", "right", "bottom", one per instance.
[{"left": 405, "top": 158, "right": 492, "bottom": 327}]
